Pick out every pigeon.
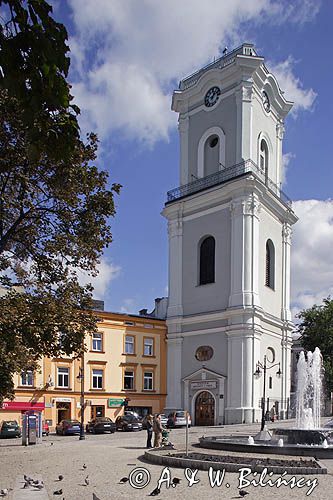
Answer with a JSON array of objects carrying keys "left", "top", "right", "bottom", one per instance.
[
  {"left": 82, "top": 464, "right": 87, "bottom": 470},
  {"left": 172, "top": 478, "right": 181, "bottom": 486},
  {"left": 149, "top": 486, "right": 160, "bottom": 496},
  {"left": 50, "top": 442, "right": 54, "bottom": 445},
  {"left": 0, "top": 489, "right": 9, "bottom": 497},
  {"left": 84, "top": 476, "right": 90, "bottom": 486},
  {"left": 53, "top": 489, "right": 63, "bottom": 496},
  {"left": 32, "top": 483, "right": 44, "bottom": 490},
  {"left": 119, "top": 477, "right": 129, "bottom": 484},
  {"left": 24, "top": 475, "right": 33, "bottom": 483},
  {"left": 239, "top": 491, "right": 249, "bottom": 497},
  {"left": 22, "top": 482, "right": 30, "bottom": 489},
  {"left": 93, "top": 494, "right": 101, "bottom": 500},
  {"left": 58, "top": 475, "right": 64, "bottom": 481}
]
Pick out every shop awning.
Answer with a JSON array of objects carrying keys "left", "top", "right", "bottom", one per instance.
[{"left": 0, "top": 401, "right": 45, "bottom": 411}]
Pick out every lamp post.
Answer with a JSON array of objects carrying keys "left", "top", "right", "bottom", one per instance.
[
  {"left": 77, "top": 353, "right": 85, "bottom": 441},
  {"left": 254, "top": 355, "right": 282, "bottom": 432}
]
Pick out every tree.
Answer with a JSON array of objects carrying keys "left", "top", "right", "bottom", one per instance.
[
  {"left": 0, "top": 0, "right": 79, "bottom": 161},
  {"left": 297, "top": 297, "right": 333, "bottom": 395},
  {"left": 0, "top": 2, "right": 120, "bottom": 402}
]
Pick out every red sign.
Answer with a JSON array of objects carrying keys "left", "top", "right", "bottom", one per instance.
[{"left": 0, "top": 401, "right": 45, "bottom": 411}]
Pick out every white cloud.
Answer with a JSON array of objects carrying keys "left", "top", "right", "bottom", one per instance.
[
  {"left": 268, "top": 57, "right": 317, "bottom": 115},
  {"left": 120, "top": 298, "right": 136, "bottom": 314},
  {"left": 66, "top": 0, "right": 318, "bottom": 146},
  {"left": 291, "top": 200, "right": 333, "bottom": 319},
  {"left": 77, "top": 258, "right": 121, "bottom": 299},
  {"left": 281, "top": 152, "right": 295, "bottom": 186}
]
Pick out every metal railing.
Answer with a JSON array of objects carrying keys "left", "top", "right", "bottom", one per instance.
[
  {"left": 166, "top": 159, "right": 292, "bottom": 207},
  {"left": 179, "top": 43, "right": 258, "bottom": 91}
]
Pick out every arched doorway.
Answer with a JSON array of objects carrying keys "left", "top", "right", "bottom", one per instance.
[{"left": 195, "top": 391, "right": 215, "bottom": 426}]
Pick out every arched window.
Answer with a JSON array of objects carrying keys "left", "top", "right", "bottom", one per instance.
[
  {"left": 265, "top": 239, "right": 275, "bottom": 289},
  {"left": 260, "top": 139, "right": 269, "bottom": 183},
  {"left": 204, "top": 135, "right": 220, "bottom": 176},
  {"left": 199, "top": 236, "right": 215, "bottom": 285}
]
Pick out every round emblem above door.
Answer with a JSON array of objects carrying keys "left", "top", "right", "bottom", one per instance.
[{"left": 195, "top": 345, "right": 214, "bottom": 361}]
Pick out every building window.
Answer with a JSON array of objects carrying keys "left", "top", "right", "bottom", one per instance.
[
  {"left": 144, "top": 338, "right": 154, "bottom": 356},
  {"left": 260, "top": 139, "right": 269, "bottom": 181},
  {"left": 21, "top": 371, "right": 33, "bottom": 386},
  {"left": 57, "top": 367, "right": 69, "bottom": 388},
  {"left": 124, "top": 370, "right": 134, "bottom": 390},
  {"left": 269, "top": 376, "right": 273, "bottom": 389},
  {"left": 143, "top": 372, "right": 153, "bottom": 391},
  {"left": 199, "top": 236, "right": 215, "bottom": 285},
  {"left": 265, "top": 239, "right": 275, "bottom": 289},
  {"left": 92, "top": 332, "right": 102, "bottom": 352},
  {"left": 125, "top": 335, "right": 135, "bottom": 354},
  {"left": 92, "top": 369, "right": 103, "bottom": 389}
]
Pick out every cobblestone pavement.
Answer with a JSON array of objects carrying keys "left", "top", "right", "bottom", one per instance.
[{"left": 1, "top": 419, "right": 333, "bottom": 500}]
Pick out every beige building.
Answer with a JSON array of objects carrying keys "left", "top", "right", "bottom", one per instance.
[{"left": 0, "top": 311, "right": 167, "bottom": 430}]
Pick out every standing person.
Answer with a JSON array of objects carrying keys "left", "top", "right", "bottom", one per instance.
[
  {"left": 146, "top": 414, "right": 153, "bottom": 448},
  {"left": 153, "top": 414, "right": 162, "bottom": 447}
]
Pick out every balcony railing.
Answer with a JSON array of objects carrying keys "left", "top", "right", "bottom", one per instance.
[
  {"left": 166, "top": 159, "right": 292, "bottom": 207},
  {"left": 179, "top": 43, "right": 258, "bottom": 91}
]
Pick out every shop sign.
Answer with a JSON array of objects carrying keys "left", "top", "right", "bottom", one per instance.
[
  {"left": 190, "top": 380, "right": 217, "bottom": 390},
  {"left": 0, "top": 401, "right": 45, "bottom": 411},
  {"left": 53, "top": 398, "right": 72, "bottom": 403},
  {"left": 108, "top": 398, "right": 124, "bottom": 408}
]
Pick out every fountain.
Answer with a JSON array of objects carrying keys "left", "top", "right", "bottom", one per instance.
[{"left": 198, "top": 347, "right": 333, "bottom": 458}]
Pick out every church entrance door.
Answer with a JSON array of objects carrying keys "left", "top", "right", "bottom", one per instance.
[{"left": 195, "top": 391, "right": 215, "bottom": 426}]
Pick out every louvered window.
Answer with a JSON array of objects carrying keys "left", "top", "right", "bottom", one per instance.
[{"left": 265, "top": 240, "right": 275, "bottom": 289}]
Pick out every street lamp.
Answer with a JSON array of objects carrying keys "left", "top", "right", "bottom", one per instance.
[
  {"left": 77, "top": 353, "right": 85, "bottom": 441},
  {"left": 254, "top": 355, "right": 282, "bottom": 433}
]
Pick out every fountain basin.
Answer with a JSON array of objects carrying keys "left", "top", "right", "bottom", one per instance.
[
  {"left": 272, "top": 428, "right": 333, "bottom": 445},
  {"left": 198, "top": 435, "right": 333, "bottom": 459}
]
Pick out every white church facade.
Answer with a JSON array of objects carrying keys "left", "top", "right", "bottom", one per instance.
[{"left": 162, "top": 43, "right": 298, "bottom": 425}]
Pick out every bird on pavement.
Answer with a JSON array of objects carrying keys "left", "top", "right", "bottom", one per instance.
[
  {"left": 23, "top": 475, "right": 33, "bottom": 483},
  {"left": 22, "top": 482, "right": 30, "bottom": 489},
  {"left": 92, "top": 494, "right": 101, "bottom": 500},
  {"left": 82, "top": 464, "right": 87, "bottom": 470},
  {"left": 84, "top": 476, "right": 90, "bottom": 486},
  {"left": 172, "top": 478, "right": 181, "bottom": 486},
  {"left": 119, "top": 477, "right": 129, "bottom": 484},
  {"left": 0, "top": 489, "right": 9, "bottom": 497},
  {"left": 53, "top": 489, "right": 63, "bottom": 495},
  {"left": 32, "top": 483, "right": 44, "bottom": 490},
  {"left": 58, "top": 475, "right": 64, "bottom": 481},
  {"left": 149, "top": 486, "right": 161, "bottom": 496},
  {"left": 239, "top": 491, "right": 249, "bottom": 497}
]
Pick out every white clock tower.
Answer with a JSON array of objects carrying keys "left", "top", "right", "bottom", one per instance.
[{"left": 162, "top": 44, "right": 298, "bottom": 425}]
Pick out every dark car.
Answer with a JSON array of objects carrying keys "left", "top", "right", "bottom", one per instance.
[
  {"left": 0, "top": 420, "right": 21, "bottom": 438},
  {"left": 56, "top": 419, "right": 81, "bottom": 436},
  {"left": 86, "top": 417, "right": 116, "bottom": 434},
  {"left": 115, "top": 414, "right": 142, "bottom": 431}
]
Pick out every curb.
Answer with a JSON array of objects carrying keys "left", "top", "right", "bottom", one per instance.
[{"left": 144, "top": 449, "right": 327, "bottom": 475}]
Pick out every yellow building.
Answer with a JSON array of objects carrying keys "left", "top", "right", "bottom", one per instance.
[{"left": 0, "top": 311, "right": 167, "bottom": 430}]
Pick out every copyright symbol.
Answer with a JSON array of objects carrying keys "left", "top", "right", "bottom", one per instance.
[{"left": 129, "top": 467, "right": 151, "bottom": 489}]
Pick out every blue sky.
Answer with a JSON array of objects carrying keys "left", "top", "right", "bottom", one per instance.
[{"left": 53, "top": 0, "right": 333, "bottom": 318}]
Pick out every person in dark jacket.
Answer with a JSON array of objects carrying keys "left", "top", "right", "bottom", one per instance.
[{"left": 146, "top": 414, "right": 153, "bottom": 448}]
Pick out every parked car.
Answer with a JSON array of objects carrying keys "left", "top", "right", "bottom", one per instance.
[
  {"left": 115, "top": 414, "right": 142, "bottom": 431},
  {"left": 0, "top": 420, "right": 21, "bottom": 438},
  {"left": 167, "top": 411, "right": 192, "bottom": 428},
  {"left": 86, "top": 417, "right": 116, "bottom": 434},
  {"left": 42, "top": 421, "right": 49, "bottom": 436},
  {"left": 160, "top": 414, "right": 168, "bottom": 426},
  {"left": 56, "top": 419, "right": 81, "bottom": 436}
]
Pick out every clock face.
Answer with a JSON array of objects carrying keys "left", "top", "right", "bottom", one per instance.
[
  {"left": 205, "top": 86, "right": 221, "bottom": 107},
  {"left": 262, "top": 90, "right": 270, "bottom": 112}
]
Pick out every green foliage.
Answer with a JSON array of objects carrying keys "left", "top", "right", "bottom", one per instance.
[
  {"left": 297, "top": 297, "right": 333, "bottom": 395},
  {"left": 0, "top": 0, "right": 79, "bottom": 160}
]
